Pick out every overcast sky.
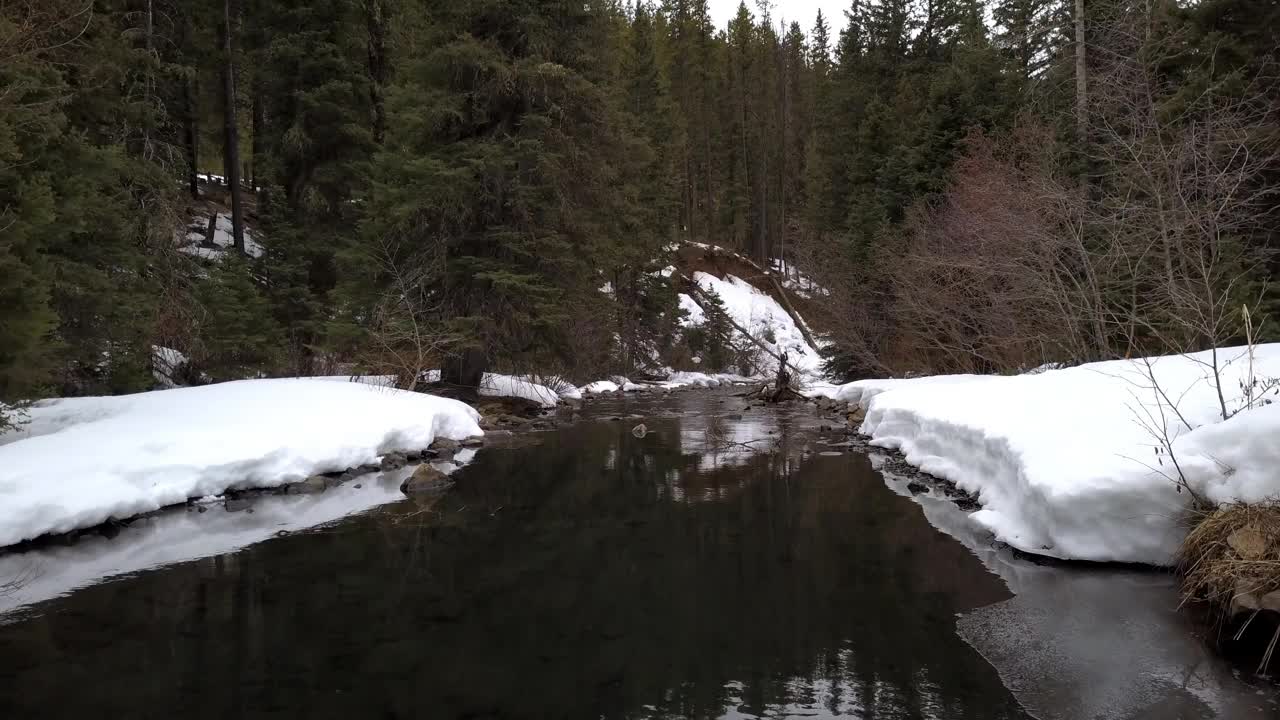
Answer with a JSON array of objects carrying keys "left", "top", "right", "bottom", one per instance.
[{"left": 707, "top": 0, "right": 850, "bottom": 35}]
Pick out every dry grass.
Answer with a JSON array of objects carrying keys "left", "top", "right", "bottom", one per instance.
[{"left": 1179, "top": 501, "right": 1280, "bottom": 674}]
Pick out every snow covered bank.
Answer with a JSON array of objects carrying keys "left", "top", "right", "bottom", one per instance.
[
  {"left": 692, "top": 272, "right": 822, "bottom": 376},
  {"left": 870, "top": 458, "right": 1280, "bottom": 719},
  {"left": 481, "top": 374, "right": 561, "bottom": 406},
  {"left": 0, "top": 379, "right": 481, "bottom": 548},
  {"left": 819, "top": 345, "right": 1280, "bottom": 565},
  {"left": 580, "top": 380, "right": 621, "bottom": 395},
  {"left": 576, "top": 371, "right": 755, "bottom": 396},
  {"left": 419, "top": 371, "right": 562, "bottom": 407}
]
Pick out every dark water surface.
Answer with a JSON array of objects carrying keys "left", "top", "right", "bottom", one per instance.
[{"left": 0, "top": 392, "right": 1031, "bottom": 719}]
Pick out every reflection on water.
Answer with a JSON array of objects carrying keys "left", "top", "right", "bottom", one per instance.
[
  {"left": 0, "top": 396, "right": 1028, "bottom": 719},
  {"left": 873, "top": 456, "right": 1280, "bottom": 720}
]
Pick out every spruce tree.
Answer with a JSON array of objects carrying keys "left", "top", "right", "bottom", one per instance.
[
  {"left": 994, "top": 0, "right": 1057, "bottom": 81},
  {"left": 364, "top": 0, "right": 642, "bottom": 386}
]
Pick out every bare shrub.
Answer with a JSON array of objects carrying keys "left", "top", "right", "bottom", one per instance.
[
  {"left": 791, "top": 234, "right": 896, "bottom": 379},
  {"left": 1179, "top": 501, "right": 1280, "bottom": 675},
  {"left": 888, "top": 127, "right": 1104, "bottom": 374},
  {"left": 799, "top": 5, "right": 1278, "bottom": 380},
  {"left": 1085, "top": 5, "right": 1279, "bottom": 405},
  {"left": 354, "top": 237, "right": 456, "bottom": 390}
]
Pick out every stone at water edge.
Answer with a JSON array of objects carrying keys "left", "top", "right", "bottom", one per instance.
[
  {"left": 461, "top": 436, "right": 484, "bottom": 447},
  {"left": 401, "top": 464, "right": 452, "bottom": 494},
  {"left": 288, "top": 475, "right": 330, "bottom": 494},
  {"left": 380, "top": 452, "right": 407, "bottom": 471},
  {"left": 430, "top": 437, "right": 460, "bottom": 451},
  {"left": 632, "top": 424, "right": 648, "bottom": 438}
]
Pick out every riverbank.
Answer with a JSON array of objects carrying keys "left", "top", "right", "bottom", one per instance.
[
  {"left": 0, "top": 380, "right": 485, "bottom": 548},
  {"left": 806, "top": 345, "right": 1280, "bottom": 674},
  {"left": 2, "top": 387, "right": 1274, "bottom": 719},
  {"left": 0, "top": 372, "right": 769, "bottom": 551}
]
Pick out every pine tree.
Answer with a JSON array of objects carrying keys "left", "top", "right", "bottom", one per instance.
[
  {"left": 0, "top": 2, "right": 178, "bottom": 398},
  {"left": 0, "top": 35, "right": 60, "bottom": 410},
  {"left": 249, "top": 0, "right": 376, "bottom": 372},
  {"left": 196, "top": 257, "right": 283, "bottom": 381},
  {"left": 364, "top": 0, "right": 641, "bottom": 387},
  {"left": 994, "top": 0, "right": 1057, "bottom": 81},
  {"left": 608, "top": 2, "right": 686, "bottom": 373},
  {"left": 219, "top": 0, "right": 247, "bottom": 253}
]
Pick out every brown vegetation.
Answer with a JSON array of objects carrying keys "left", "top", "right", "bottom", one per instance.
[
  {"left": 795, "top": 7, "right": 1278, "bottom": 381},
  {"left": 1179, "top": 502, "right": 1280, "bottom": 673}
]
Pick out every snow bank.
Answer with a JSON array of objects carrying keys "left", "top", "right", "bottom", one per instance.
[
  {"left": 0, "top": 379, "right": 481, "bottom": 547},
  {"left": 421, "top": 371, "right": 560, "bottom": 407},
  {"left": 555, "top": 385, "right": 583, "bottom": 401},
  {"left": 1175, "top": 402, "right": 1280, "bottom": 506},
  {"left": 580, "top": 380, "right": 620, "bottom": 394},
  {"left": 663, "top": 371, "right": 755, "bottom": 388},
  {"left": 827, "top": 345, "right": 1280, "bottom": 565},
  {"left": 693, "top": 272, "right": 822, "bottom": 376},
  {"left": 577, "top": 372, "right": 754, "bottom": 395},
  {"left": 480, "top": 374, "right": 559, "bottom": 407}
]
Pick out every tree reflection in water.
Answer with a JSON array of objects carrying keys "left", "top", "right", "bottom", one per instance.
[{"left": 0, "top": 404, "right": 1028, "bottom": 720}]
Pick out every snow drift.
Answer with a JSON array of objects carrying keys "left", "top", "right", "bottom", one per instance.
[
  {"left": 419, "top": 370, "right": 561, "bottom": 407},
  {"left": 818, "top": 345, "right": 1280, "bottom": 565},
  {"left": 576, "top": 372, "right": 754, "bottom": 395},
  {"left": 0, "top": 379, "right": 481, "bottom": 547}
]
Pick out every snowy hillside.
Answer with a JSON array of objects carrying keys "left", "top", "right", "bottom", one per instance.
[
  {"left": 0, "top": 380, "right": 481, "bottom": 547},
  {"left": 177, "top": 212, "right": 265, "bottom": 260},
  {"left": 689, "top": 271, "right": 822, "bottom": 377},
  {"left": 815, "top": 345, "right": 1280, "bottom": 565}
]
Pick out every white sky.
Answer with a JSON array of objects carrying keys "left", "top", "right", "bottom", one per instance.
[{"left": 707, "top": 0, "right": 851, "bottom": 35}]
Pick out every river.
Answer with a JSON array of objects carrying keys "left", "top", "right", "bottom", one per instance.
[{"left": 0, "top": 389, "right": 1275, "bottom": 719}]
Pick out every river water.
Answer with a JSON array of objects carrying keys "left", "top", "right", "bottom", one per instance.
[{"left": 0, "top": 390, "right": 1275, "bottom": 719}]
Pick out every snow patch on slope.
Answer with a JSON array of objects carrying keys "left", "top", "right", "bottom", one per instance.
[
  {"left": 692, "top": 272, "right": 822, "bottom": 376},
  {"left": 176, "top": 213, "right": 265, "bottom": 260},
  {"left": 678, "top": 293, "right": 706, "bottom": 326}
]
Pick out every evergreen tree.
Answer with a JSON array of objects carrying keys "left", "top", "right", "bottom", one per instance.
[
  {"left": 250, "top": 0, "right": 376, "bottom": 372},
  {"left": 994, "top": 0, "right": 1057, "bottom": 81},
  {"left": 0, "top": 13, "right": 61, "bottom": 409},
  {"left": 196, "top": 257, "right": 283, "bottom": 380},
  {"left": 364, "top": 0, "right": 641, "bottom": 386}
]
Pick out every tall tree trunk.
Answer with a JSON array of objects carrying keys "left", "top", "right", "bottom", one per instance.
[
  {"left": 757, "top": 148, "right": 769, "bottom": 264},
  {"left": 684, "top": 147, "right": 696, "bottom": 241},
  {"left": 220, "top": 0, "right": 247, "bottom": 255},
  {"left": 365, "top": 0, "right": 389, "bottom": 144},
  {"left": 251, "top": 88, "right": 264, "bottom": 192},
  {"left": 183, "top": 78, "right": 200, "bottom": 200},
  {"left": 142, "top": 0, "right": 155, "bottom": 159},
  {"left": 1074, "top": 0, "right": 1088, "bottom": 138}
]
